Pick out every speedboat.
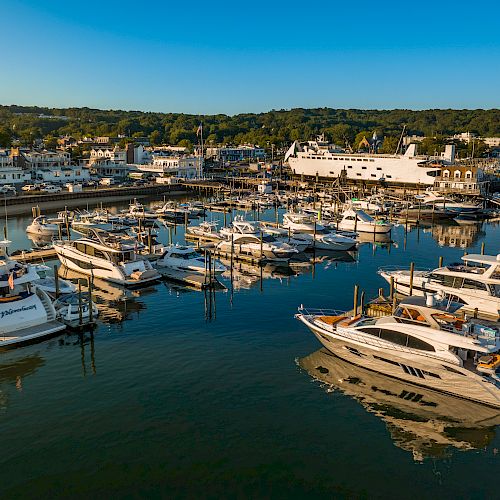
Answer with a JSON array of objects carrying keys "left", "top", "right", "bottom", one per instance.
[
  {"left": 296, "top": 296, "right": 500, "bottom": 408},
  {"left": 30, "top": 264, "right": 77, "bottom": 297},
  {"left": 26, "top": 216, "right": 61, "bottom": 236},
  {"left": 378, "top": 253, "right": 500, "bottom": 319},
  {"left": 186, "top": 221, "right": 222, "bottom": 241},
  {"left": 53, "top": 292, "right": 99, "bottom": 327},
  {"left": 53, "top": 229, "right": 161, "bottom": 287},
  {"left": 155, "top": 245, "right": 226, "bottom": 275},
  {"left": 338, "top": 207, "right": 393, "bottom": 234},
  {"left": 0, "top": 240, "right": 66, "bottom": 347}
]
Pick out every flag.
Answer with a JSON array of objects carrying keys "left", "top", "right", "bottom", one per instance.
[
  {"left": 8, "top": 272, "right": 14, "bottom": 290},
  {"left": 196, "top": 123, "right": 203, "bottom": 137}
]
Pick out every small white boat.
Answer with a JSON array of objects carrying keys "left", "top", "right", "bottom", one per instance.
[
  {"left": 26, "top": 216, "right": 61, "bottom": 236},
  {"left": 338, "top": 207, "right": 393, "bottom": 234},
  {"left": 186, "top": 221, "right": 222, "bottom": 240},
  {"left": 31, "top": 264, "right": 77, "bottom": 297},
  {"left": 53, "top": 292, "right": 99, "bottom": 327},
  {"left": 155, "top": 245, "right": 226, "bottom": 275}
]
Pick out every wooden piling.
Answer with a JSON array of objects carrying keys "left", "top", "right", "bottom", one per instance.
[
  {"left": 353, "top": 284, "right": 359, "bottom": 316},
  {"left": 409, "top": 262, "right": 415, "bottom": 296}
]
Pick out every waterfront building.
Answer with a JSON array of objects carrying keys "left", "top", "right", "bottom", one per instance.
[
  {"left": 135, "top": 154, "right": 203, "bottom": 179},
  {"left": 33, "top": 165, "right": 90, "bottom": 184},
  {"left": 0, "top": 151, "right": 30, "bottom": 185},
  {"left": 432, "top": 164, "right": 486, "bottom": 195},
  {"left": 206, "top": 145, "right": 266, "bottom": 163}
]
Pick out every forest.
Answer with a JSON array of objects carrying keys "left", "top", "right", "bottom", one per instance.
[{"left": 0, "top": 105, "right": 499, "bottom": 157}]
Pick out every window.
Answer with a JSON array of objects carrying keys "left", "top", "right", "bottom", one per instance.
[
  {"left": 345, "top": 346, "right": 365, "bottom": 357},
  {"left": 454, "top": 170, "right": 461, "bottom": 179},
  {"left": 461, "top": 278, "right": 487, "bottom": 291},
  {"left": 406, "top": 335, "right": 435, "bottom": 352},
  {"left": 443, "top": 169, "right": 450, "bottom": 178},
  {"left": 362, "top": 166, "right": 367, "bottom": 170},
  {"left": 386, "top": 175, "right": 392, "bottom": 178},
  {"left": 376, "top": 167, "right": 382, "bottom": 170},
  {"left": 465, "top": 170, "right": 473, "bottom": 179},
  {"left": 356, "top": 173, "right": 361, "bottom": 176},
  {"left": 347, "top": 165, "right": 352, "bottom": 169},
  {"left": 371, "top": 174, "right": 376, "bottom": 177},
  {"left": 373, "top": 355, "right": 400, "bottom": 366}
]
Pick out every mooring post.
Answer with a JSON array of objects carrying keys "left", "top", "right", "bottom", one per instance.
[
  {"left": 409, "top": 262, "right": 415, "bottom": 296},
  {"left": 353, "top": 284, "right": 359, "bottom": 316}
]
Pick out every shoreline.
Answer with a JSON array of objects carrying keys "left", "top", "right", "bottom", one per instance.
[{"left": 1, "top": 189, "right": 189, "bottom": 216}]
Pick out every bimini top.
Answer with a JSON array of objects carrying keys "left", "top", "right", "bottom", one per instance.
[{"left": 461, "top": 254, "right": 500, "bottom": 266}]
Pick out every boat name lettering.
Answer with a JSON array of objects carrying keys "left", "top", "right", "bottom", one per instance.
[{"left": 0, "top": 304, "right": 37, "bottom": 319}]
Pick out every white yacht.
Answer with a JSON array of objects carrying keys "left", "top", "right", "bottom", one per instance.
[
  {"left": 379, "top": 254, "right": 500, "bottom": 319},
  {"left": 296, "top": 296, "right": 500, "bottom": 407},
  {"left": 126, "top": 199, "right": 158, "bottom": 220},
  {"left": 26, "top": 216, "right": 61, "bottom": 237},
  {"left": 216, "top": 233, "right": 298, "bottom": 261},
  {"left": 0, "top": 240, "right": 66, "bottom": 347},
  {"left": 155, "top": 245, "right": 226, "bottom": 275},
  {"left": 221, "top": 216, "right": 310, "bottom": 253},
  {"left": 53, "top": 292, "right": 99, "bottom": 327},
  {"left": 338, "top": 207, "right": 393, "bottom": 234},
  {"left": 54, "top": 229, "right": 161, "bottom": 287},
  {"left": 31, "top": 264, "right": 77, "bottom": 297},
  {"left": 285, "top": 138, "right": 445, "bottom": 186},
  {"left": 282, "top": 212, "right": 358, "bottom": 251},
  {"left": 186, "top": 221, "right": 222, "bottom": 241}
]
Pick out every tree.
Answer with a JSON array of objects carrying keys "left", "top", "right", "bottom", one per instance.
[
  {"left": 149, "top": 130, "right": 162, "bottom": 146},
  {"left": 380, "top": 136, "right": 400, "bottom": 154},
  {"left": 44, "top": 135, "right": 58, "bottom": 150},
  {"left": 178, "top": 139, "right": 193, "bottom": 151},
  {"left": 0, "top": 126, "right": 12, "bottom": 147}
]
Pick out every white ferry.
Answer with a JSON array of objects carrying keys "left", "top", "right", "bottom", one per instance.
[{"left": 285, "top": 138, "right": 450, "bottom": 186}]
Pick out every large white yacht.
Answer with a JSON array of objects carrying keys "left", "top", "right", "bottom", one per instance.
[
  {"left": 217, "top": 233, "right": 298, "bottom": 261},
  {"left": 285, "top": 138, "right": 446, "bottom": 186},
  {"left": 296, "top": 296, "right": 500, "bottom": 407},
  {"left": 379, "top": 254, "right": 500, "bottom": 319},
  {"left": 0, "top": 240, "right": 66, "bottom": 347},
  {"left": 54, "top": 229, "right": 161, "bottom": 287}
]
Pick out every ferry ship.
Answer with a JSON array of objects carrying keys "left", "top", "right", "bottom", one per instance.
[{"left": 285, "top": 137, "right": 453, "bottom": 186}]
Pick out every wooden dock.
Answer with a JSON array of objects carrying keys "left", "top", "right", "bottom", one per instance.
[
  {"left": 11, "top": 248, "right": 58, "bottom": 263},
  {"left": 157, "top": 268, "right": 225, "bottom": 290}
]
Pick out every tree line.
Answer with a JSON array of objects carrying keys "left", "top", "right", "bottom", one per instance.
[{"left": 0, "top": 105, "right": 498, "bottom": 157}]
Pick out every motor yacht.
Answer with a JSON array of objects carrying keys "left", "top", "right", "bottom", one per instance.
[
  {"left": 0, "top": 240, "right": 66, "bottom": 347},
  {"left": 296, "top": 296, "right": 500, "bottom": 407},
  {"left": 155, "top": 245, "right": 226, "bottom": 275},
  {"left": 217, "top": 233, "right": 298, "bottom": 261},
  {"left": 221, "top": 216, "right": 310, "bottom": 252},
  {"left": 26, "top": 216, "right": 61, "bottom": 237},
  {"left": 282, "top": 212, "right": 357, "bottom": 251},
  {"left": 53, "top": 229, "right": 161, "bottom": 287},
  {"left": 186, "top": 221, "right": 222, "bottom": 241},
  {"left": 338, "top": 207, "right": 393, "bottom": 234},
  {"left": 379, "top": 254, "right": 500, "bottom": 319}
]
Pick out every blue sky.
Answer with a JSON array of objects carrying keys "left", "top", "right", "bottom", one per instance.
[{"left": 2, "top": 0, "right": 499, "bottom": 114}]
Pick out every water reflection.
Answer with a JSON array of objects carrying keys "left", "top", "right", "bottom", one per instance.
[
  {"left": 298, "top": 348, "right": 500, "bottom": 461},
  {"left": 0, "top": 354, "right": 45, "bottom": 409},
  {"left": 421, "top": 221, "right": 485, "bottom": 248},
  {"left": 58, "top": 266, "right": 152, "bottom": 323}
]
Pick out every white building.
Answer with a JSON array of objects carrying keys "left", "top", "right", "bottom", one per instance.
[
  {"left": 0, "top": 152, "right": 30, "bottom": 185},
  {"left": 206, "top": 145, "right": 266, "bottom": 163},
  {"left": 34, "top": 166, "right": 90, "bottom": 184},
  {"left": 22, "top": 150, "right": 71, "bottom": 169},
  {"left": 135, "top": 154, "right": 204, "bottom": 179},
  {"left": 90, "top": 146, "right": 127, "bottom": 164}
]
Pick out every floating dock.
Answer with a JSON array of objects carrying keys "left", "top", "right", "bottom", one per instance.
[{"left": 157, "top": 268, "right": 225, "bottom": 290}]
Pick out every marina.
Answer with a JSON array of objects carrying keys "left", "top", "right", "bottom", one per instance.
[{"left": 0, "top": 183, "right": 499, "bottom": 497}]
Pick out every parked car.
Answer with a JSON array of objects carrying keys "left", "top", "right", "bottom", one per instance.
[
  {"left": 21, "top": 184, "right": 40, "bottom": 192},
  {"left": 0, "top": 185, "right": 17, "bottom": 195},
  {"left": 40, "top": 184, "right": 62, "bottom": 193}
]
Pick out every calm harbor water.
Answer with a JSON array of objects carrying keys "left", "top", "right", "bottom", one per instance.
[{"left": 1, "top": 199, "right": 499, "bottom": 498}]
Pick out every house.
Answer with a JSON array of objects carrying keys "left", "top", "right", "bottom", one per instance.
[
  {"left": 0, "top": 151, "right": 30, "bottom": 185},
  {"left": 433, "top": 164, "right": 486, "bottom": 195},
  {"left": 205, "top": 145, "right": 265, "bottom": 164}
]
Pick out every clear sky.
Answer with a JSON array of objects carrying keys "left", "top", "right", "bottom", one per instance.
[{"left": 2, "top": 0, "right": 499, "bottom": 114}]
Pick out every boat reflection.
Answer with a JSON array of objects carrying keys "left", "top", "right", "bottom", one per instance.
[
  {"left": 221, "top": 260, "right": 296, "bottom": 290},
  {"left": 58, "top": 266, "right": 153, "bottom": 323},
  {"left": 298, "top": 348, "right": 500, "bottom": 461},
  {"left": 0, "top": 354, "right": 45, "bottom": 408}
]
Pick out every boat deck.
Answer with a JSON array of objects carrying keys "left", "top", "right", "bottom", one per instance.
[{"left": 0, "top": 320, "right": 66, "bottom": 346}]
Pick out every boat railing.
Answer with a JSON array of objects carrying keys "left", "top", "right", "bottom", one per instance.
[
  {"left": 298, "top": 306, "right": 348, "bottom": 317},
  {"left": 377, "top": 265, "right": 431, "bottom": 274}
]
